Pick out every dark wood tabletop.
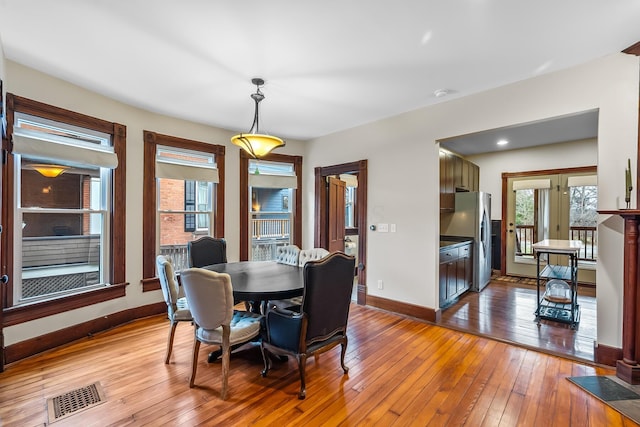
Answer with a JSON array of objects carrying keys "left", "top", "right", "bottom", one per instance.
[{"left": 203, "top": 261, "right": 304, "bottom": 301}]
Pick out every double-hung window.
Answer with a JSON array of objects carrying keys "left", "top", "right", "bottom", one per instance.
[
  {"left": 248, "top": 159, "right": 297, "bottom": 261},
  {"left": 156, "top": 145, "right": 218, "bottom": 270},
  {"left": 142, "top": 131, "right": 225, "bottom": 282},
  {"left": 239, "top": 151, "right": 302, "bottom": 261},
  {"left": 11, "top": 113, "right": 117, "bottom": 304}
]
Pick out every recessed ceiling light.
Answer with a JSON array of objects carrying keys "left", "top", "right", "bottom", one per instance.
[{"left": 497, "top": 139, "right": 509, "bottom": 146}]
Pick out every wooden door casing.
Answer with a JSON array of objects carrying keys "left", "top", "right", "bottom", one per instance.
[{"left": 314, "top": 160, "right": 367, "bottom": 305}]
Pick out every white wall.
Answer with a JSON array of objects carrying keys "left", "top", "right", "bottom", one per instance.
[
  {"left": 2, "top": 61, "right": 306, "bottom": 346},
  {"left": 305, "top": 52, "right": 639, "bottom": 350},
  {"left": 3, "top": 52, "right": 639, "bottom": 353},
  {"left": 468, "top": 138, "right": 598, "bottom": 220}
]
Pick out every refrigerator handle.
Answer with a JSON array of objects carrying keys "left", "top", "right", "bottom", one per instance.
[{"left": 480, "top": 211, "right": 488, "bottom": 254}]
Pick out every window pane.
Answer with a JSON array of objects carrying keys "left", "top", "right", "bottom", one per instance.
[
  {"left": 18, "top": 157, "right": 106, "bottom": 301},
  {"left": 21, "top": 211, "right": 102, "bottom": 300},
  {"left": 569, "top": 185, "right": 598, "bottom": 261},
  {"left": 514, "top": 188, "right": 535, "bottom": 257},
  {"left": 345, "top": 186, "right": 356, "bottom": 228},
  {"left": 250, "top": 187, "right": 293, "bottom": 261},
  {"left": 21, "top": 159, "right": 101, "bottom": 209},
  {"left": 158, "top": 177, "right": 215, "bottom": 270}
]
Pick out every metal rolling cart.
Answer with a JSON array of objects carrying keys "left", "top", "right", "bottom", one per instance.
[{"left": 533, "top": 239, "right": 583, "bottom": 329}]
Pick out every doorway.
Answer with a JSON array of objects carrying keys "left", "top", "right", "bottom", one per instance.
[
  {"left": 438, "top": 110, "right": 599, "bottom": 361},
  {"left": 314, "top": 160, "right": 368, "bottom": 305}
]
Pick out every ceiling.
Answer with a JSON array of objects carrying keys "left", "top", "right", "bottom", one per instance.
[
  {"left": 0, "top": 1, "right": 638, "bottom": 145},
  {"left": 440, "top": 109, "right": 600, "bottom": 156}
]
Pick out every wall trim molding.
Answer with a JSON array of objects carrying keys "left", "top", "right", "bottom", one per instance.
[
  {"left": 366, "top": 295, "right": 437, "bottom": 322},
  {"left": 4, "top": 302, "right": 166, "bottom": 365},
  {"left": 594, "top": 342, "right": 622, "bottom": 367}
]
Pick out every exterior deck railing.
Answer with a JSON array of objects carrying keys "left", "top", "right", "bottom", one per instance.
[
  {"left": 515, "top": 224, "right": 597, "bottom": 261},
  {"left": 159, "top": 216, "right": 293, "bottom": 269}
]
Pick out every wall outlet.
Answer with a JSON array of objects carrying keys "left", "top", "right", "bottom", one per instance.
[
  {"left": 390, "top": 224, "right": 396, "bottom": 232},
  {"left": 377, "top": 279, "right": 383, "bottom": 290}
]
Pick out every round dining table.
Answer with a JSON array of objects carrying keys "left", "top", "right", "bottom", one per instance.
[
  {"left": 203, "top": 260, "right": 304, "bottom": 302},
  {"left": 201, "top": 261, "right": 303, "bottom": 363}
]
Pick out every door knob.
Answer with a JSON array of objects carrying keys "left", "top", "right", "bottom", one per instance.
[{"left": 0, "top": 275, "right": 8, "bottom": 284}]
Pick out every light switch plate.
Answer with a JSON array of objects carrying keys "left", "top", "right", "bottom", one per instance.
[{"left": 378, "top": 223, "right": 389, "bottom": 232}]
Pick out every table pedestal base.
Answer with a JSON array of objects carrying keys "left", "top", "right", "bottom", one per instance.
[{"left": 616, "top": 360, "right": 640, "bottom": 384}]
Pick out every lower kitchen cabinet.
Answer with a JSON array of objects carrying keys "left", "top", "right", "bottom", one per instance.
[{"left": 439, "top": 241, "right": 473, "bottom": 307}]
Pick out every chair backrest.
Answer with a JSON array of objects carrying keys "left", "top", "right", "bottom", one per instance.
[
  {"left": 157, "top": 255, "right": 181, "bottom": 313},
  {"left": 276, "top": 244, "right": 300, "bottom": 266},
  {"left": 187, "top": 237, "right": 227, "bottom": 268},
  {"left": 180, "top": 268, "right": 234, "bottom": 330},
  {"left": 298, "top": 248, "right": 330, "bottom": 267},
  {"left": 302, "top": 252, "right": 355, "bottom": 345}
]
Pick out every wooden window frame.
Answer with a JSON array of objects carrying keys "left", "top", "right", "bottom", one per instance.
[
  {"left": 239, "top": 150, "right": 302, "bottom": 261},
  {"left": 2, "top": 94, "right": 127, "bottom": 325},
  {"left": 142, "top": 131, "right": 225, "bottom": 290}
]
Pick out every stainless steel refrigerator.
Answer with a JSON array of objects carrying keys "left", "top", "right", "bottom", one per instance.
[{"left": 441, "top": 192, "right": 492, "bottom": 291}]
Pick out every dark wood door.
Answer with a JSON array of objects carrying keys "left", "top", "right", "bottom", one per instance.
[{"left": 328, "top": 176, "right": 346, "bottom": 252}]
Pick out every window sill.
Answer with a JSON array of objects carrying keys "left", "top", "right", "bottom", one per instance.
[
  {"left": 3, "top": 282, "right": 128, "bottom": 327},
  {"left": 142, "top": 277, "right": 161, "bottom": 292}
]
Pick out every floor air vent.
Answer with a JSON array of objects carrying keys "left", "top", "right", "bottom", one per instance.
[{"left": 47, "top": 382, "right": 106, "bottom": 423}]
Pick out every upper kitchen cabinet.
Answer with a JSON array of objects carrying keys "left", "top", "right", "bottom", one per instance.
[
  {"left": 440, "top": 150, "right": 455, "bottom": 210},
  {"left": 439, "top": 150, "right": 479, "bottom": 210}
]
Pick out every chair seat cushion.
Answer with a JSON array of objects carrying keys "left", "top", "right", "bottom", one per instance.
[
  {"left": 173, "top": 308, "right": 192, "bottom": 321},
  {"left": 196, "top": 310, "right": 262, "bottom": 346}
]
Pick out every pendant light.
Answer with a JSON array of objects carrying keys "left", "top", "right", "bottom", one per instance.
[
  {"left": 29, "top": 164, "right": 69, "bottom": 178},
  {"left": 231, "top": 78, "right": 285, "bottom": 159}
]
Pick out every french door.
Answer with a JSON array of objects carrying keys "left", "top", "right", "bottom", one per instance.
[{"left": 505, "top": 168, "right": 597, "bottom": 284}]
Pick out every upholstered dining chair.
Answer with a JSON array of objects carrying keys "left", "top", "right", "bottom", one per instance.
[
  {"left": 297, "top": 247, "right": 330, "bottom": 267},
  {"left": 187, "top": 236, "right": 227, "bottom": 268},
  {"left": 260, "top": 251, "right": 356, "bottom": 399},
  {"left": 156, "top": 255, "right": 192, "bottom": 364},
  {"left": 180, "top": 268, "right": 262, "bottom": 400},
  {"left": 269, "top": 247, "right": 331, "bottom": 312},
  {"left": 275, "top": 244, "right": 300, "bottom": 266}
]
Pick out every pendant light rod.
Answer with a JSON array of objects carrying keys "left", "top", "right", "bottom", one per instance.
[{"left": 248, "top": 78, "right": 265, "bottom": 134}]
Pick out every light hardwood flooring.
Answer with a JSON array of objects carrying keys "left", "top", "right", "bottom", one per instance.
[{"left": 0, "top": 303, "right": 634, "bottom": 426}]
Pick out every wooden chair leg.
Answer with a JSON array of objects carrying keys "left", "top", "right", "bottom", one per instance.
[
  {"left": 260, "top": 343, "right": 270, "bottom": 377},
  {"left": 165, "top": 321, "right": 178, "bottom": 364},
  {"left": 220, "top": 326, "right": 230, "bottom": 400},
  {"left": 297, "top": 354, "right": 307, "bottom": 400},
  {"left": 340, "top": 337, "right": 349, "bottom": 374},
  {"left": 189, "top": 339, "right": 201, "bottom": 388}
]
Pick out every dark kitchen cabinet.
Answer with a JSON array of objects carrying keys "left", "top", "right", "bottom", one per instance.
[
  {"left": 439, "top": 241, "right": 473, "bottom": 307},
  {"left": 439, "top": 150, "right": 480, "bottom": 211}
]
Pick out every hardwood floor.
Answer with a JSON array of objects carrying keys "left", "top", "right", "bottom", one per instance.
[
  {"left": 0, "top": 303, "right": 634, "bottom": 426},
  {"left": 440, "top": 276, "right": 597, "bottom": 362}
]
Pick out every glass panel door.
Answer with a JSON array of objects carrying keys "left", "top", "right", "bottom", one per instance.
[
  {"left": 506, "top": 174, "right": 559, "bottom": 278},
  {"left": 506, "top": 172, "right": 596, "bottom": 283}
]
